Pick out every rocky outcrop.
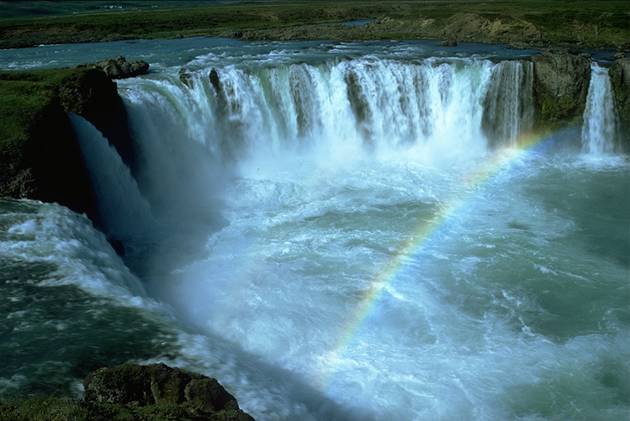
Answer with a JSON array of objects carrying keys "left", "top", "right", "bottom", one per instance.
[
  {"left": 0, "top": 67, "right": 136, "bottom": 218},
  {"left": 609, "top": 57, "right": 630, "bottom": 145},
  {"left": 531, "top": 51, "right": 591, "bottom": 128},
  {"left": 84, "top": 56, "right": 150, "bottom": 79},
  {"left": 441, "top": 13, "right": 542, "bottom": 46},
  {"left": 59, "top": 68, "right": 136, "bottom": 167},
  {"left": 83, "top": 363, "right": 255, "bottom": 420},
  {"left": 0, "top": 363, "right": 256, "bottom": 421},
  {"left": 0, "top": 95, "right": 94, "bottom": 216},
  {"left": 180, "top": 68, "right": 194, "bottom": 88}
]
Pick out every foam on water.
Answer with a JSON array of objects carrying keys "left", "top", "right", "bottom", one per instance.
[{"left": 1, "top": 41, "right": 628, "bottom": 420}]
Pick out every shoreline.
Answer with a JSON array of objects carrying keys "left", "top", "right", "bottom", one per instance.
[{"left": 1, "top": 1, "right": 629, "bottom": 51}]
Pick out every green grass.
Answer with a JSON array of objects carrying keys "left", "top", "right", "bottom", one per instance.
[
  {"left": 0, "top": 69, "right": 76, "bottom": 145},
  {"left": 0, "top": 1, "right": 629, "bottom": 49},
  {"left": 0, "top": 397, "right": 88, "bottom": 421}
]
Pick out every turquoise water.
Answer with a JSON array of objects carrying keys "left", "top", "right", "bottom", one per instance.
[{"left": 0, "top": 38, "right": 629, "bottom": 420}]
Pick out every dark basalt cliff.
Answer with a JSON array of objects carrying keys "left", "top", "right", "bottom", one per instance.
[
  {"left": 0, "top": 60, "right": 145, "bottom": 219},
  {"left": 610, "top": 57, "right": 630, "bottom": 143},
  {"left": 530, "top": 51, "right": 592, "bottom": 129}
]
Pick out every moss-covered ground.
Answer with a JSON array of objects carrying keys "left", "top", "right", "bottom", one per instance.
[
  {"left": 0, "top": 0, "right": 629, "bottom": 50},
  {"left": 0, "top": 70, "right": 77, "bottom": 144}
]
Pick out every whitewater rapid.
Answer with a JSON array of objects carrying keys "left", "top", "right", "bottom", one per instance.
[{"left": 1, "top": 40, "right": 628, "bottom": 420}]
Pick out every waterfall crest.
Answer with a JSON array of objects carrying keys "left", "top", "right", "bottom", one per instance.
[
  {"left": 118, "top": 58, "right": 523, "bottom": 166},
  {"left": 482, "top": 60, "right": 534, "bottom": 147},
  {"left": 582, "top": 63, "right": 618, "bottom": 154}
]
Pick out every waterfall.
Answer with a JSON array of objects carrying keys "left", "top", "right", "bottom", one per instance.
[
  {"left": 118, "top": 58, "right": 509, "bottom": 167},
  {"left": 482, "top": 60, "right": 534, "bottom": 147},
  {"left": 69, "top": 114, "right": 156, "bottom": 244},
  {"left": 581, "top": 63, "right": 618, "bottom": 154}
]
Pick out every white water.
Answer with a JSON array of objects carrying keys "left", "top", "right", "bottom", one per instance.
[
  {"left": 66, "top": 55, "right": 630, "bottom": 420},
  {"left": 582, "top": 63, "right": 618, "bottom": 154},
  {"left": 482, "top": 60, "right": 534, "bottom": 146},
  {"left": 120, "top": 58, "right": 503, "bottom": 168}
]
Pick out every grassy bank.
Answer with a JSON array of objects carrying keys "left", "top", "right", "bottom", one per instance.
[
  {"left": 0, "top": 69, "right": 75, "bottom": 146},
  {"left": 1, "top": 1, "right": 629, "bottom": 50}
]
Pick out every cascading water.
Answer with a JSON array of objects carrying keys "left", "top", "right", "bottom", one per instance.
[
  {"left": 582, "top": 63, "right": 618, "bottom": 154},
  {"left": 2, "top": 41, "right": 629, "bottom": 421},
  {"left": 482, "top": 60, "right": 534, "bottom": 146},
  {"left": 70, "top": 114, "right": 156, "bottom": 243},
  {"left": 119, "top": 58, "right": 498, "bottom": 170}
]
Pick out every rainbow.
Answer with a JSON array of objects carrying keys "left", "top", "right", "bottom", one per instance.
[{"left": 319, "top": 130, "right": 553, "bottom": 387}]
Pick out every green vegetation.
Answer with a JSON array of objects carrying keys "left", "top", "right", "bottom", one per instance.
[
  {"left": 0, "top": 1, "right": 629, "bottom": 50},
  {"left": 0, "top": 397, "right": 88, "bottom": 421},
  {"left": 0, "top": 1, "right": 223, "bottom": 19},
  {"left": 0, "top": 67, "right": 112, "bottom": 208},
  {"left": 0, "top": 69, "right": 75, "bottom": 145}
]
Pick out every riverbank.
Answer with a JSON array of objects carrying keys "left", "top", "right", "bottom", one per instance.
[{"left": 1, "top": 0, "right": 629, "bottom": 50}]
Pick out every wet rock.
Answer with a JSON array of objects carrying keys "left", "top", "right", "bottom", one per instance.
[
  {"left": 58, "top": 68, "right": 136, "bottom": 169},
  {"left": 0, "top": 97, "right": 94, "bottom": 216},
  {"left": 609, "top": 57, "right": 630, "bottom": 147},
  {"left": 440, "top": 39, "right": 458, "bottom": 47},
  {"left": 1, "top": 67, "right": 137, "bottom": 220},
  {"left": 0, "top": 364, "right": 255, "bottom": 420},
  {"left": 87, "top": 56, "right": 150, "bottom": 79},
  {"left": 179, "top": 68, "right": 193, "bottom": 88},
  {"left": 84, "top": 363, "right": 255, "bottom": 420},
  {"left": 209, "top": 68, "right": 222, "bottom": 93},
  {"left": 531, "top": 51, "right": 591, "bottom": 127}
]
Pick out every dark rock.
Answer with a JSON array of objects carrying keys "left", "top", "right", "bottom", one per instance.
[
  {"left": 84, "top": 363, "right": 255, "bottom": 420},
  {"left": 108, "top": 238, "right": 125, "bottom": 256},
  {"left": 441, "top": 39, "right": 458, "bottom": 47},
  {"left": 58, "top": 68, "right": 136, "bottom": 170},
  {"left": 532, "top": 51, "right": 591, "bottom": 128},
  {"left": 179, "top": 68, "right": 194, "bottom": 88},
  {"left": 609, "top": 57, "right": 630, "bottom": 148},
  {"left": 0, "top": 99, "right": 95, "bottom": 217},
  {"left": 1, "top": 67, "right": 136, "bottom": 222},
  {"left": 88, "top": 56, "right": 150, "bottom": 79},
  {"left": 209, "top": 68, "right": 222, "bottom": 93}
]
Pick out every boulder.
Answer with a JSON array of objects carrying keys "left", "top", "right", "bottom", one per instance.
[
  {"left": 84, "top": 363, "right": 255, "bottom": 420},
  {"left": 531, "top": 51, "right": 591, "bottom": 128},
  {"left": 59, "top": 68, "right": 136, "bottom": 169},
  {"left": 179, "top": 68, "right": 194, "bottom": 88},
  {"left": 90, "top": 56, "right": 150, "bottom": 79},
  {"left": 209, "top": 68, "right": 222, "bottom": 93},
  {"left": 0, "top": 364, "right": 256, "bottom": 420},
  {"left": 609, "top": 57, "right": 630, "bottom": 146}
]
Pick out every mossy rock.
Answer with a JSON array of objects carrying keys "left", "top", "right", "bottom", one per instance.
[
  {"left": 609, "top": 57, "right": 630, "bottom": 147},
  {"left": 1, "top": 364, "right": 255, "bottom": 421},
  {"left": 0, "top": 69, "right": 95, "bottom": 214},
  {"left": 0, "top": 66, "right": 136, "bottom": 215},
  {"left": 532, "top": 51, "right": 591, "bottom": 129},
  {"left": 84, "top": 363, "right": 255, "bottom": 420}
]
